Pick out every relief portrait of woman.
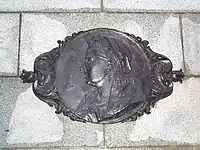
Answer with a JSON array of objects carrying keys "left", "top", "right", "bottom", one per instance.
[
  {"left": 20, "top": 28, "right": 184, "bottom": 124},
  {"left": 56, "top": 29, "right": 153, "bottom": 123}
]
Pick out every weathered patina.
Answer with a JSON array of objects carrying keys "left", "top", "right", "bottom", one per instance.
[{"left": 20, "top": 28, "right": 184, "bottom": 124}]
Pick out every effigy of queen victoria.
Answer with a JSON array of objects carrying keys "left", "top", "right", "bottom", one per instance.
[{"left": 20, "top": 28, "right": 185, "bottom": 124}]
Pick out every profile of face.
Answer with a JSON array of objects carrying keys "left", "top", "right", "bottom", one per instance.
[
  {"left": 85, "top": 36, "right": 113, "bottom": 87},
  {"left": 84, "top": 35, "right": 133, "bottom": 88}
]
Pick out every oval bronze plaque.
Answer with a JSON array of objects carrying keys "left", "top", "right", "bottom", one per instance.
[{"left": 20, "top": 28, "right": 184, "bottom": 124}]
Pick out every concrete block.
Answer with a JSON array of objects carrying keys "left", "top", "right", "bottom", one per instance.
[
  {"left": 0, "top": 78, "right": 64, "bottom": 148},
  {"left": 62, "top": 118, "right": 104, "bottom": 146},
  {"left": 0, "top": 0, "right": 101, "bottom": 12},
  {"left": 103, "top": 0, "right": 200, "bottom": 12},
  {"left": 182, "top": 14, "right": 200, "bottom": 75},
  {"left": 0, "top": 14, "right": 19, "bottom": 75}
]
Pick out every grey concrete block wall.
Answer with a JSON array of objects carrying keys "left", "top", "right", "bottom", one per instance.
[{"left": 1, "top": 0, "right": 200, "bottom": 150}]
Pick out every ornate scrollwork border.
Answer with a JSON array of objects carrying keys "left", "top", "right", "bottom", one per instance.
[{"left": 20, "top": 29, "right": 184, "bottom": 124}]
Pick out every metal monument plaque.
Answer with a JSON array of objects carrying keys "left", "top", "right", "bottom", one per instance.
[{"left": 20, "top": 28, "right": 185, "bottom": 124}]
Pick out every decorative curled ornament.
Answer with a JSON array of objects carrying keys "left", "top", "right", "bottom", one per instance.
[{"left": 20, "top": 28, "right": 185, "bottom": 124}]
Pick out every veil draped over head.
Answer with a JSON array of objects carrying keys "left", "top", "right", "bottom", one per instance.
[{"left": 76, "top": 33, "right": 151, "bottom": 121}]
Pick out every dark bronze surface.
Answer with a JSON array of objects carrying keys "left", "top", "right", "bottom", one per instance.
[{"left": 20, "top": 28, "right": 185, "bottom": 124}]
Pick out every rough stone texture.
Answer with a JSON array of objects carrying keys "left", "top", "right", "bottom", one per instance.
[
  {"left": 4, "top": 146, "right": 196, "bottom": 150},
  {"left": 0, "top": 14, "right": 19, "bottom": 75},
  {"left": 13, "top": 148, "right": 102, "bottom": 150},
  {"left": 182, "top": 14, "right": 200, "bottom": 75},
  {"left": 160, "top": 147, "right": 193, "bottom": 150},
  {"left": 103, "top": 0, "right": 200, "bottom": 12},
  {"left": 193, "top": 145, "right": 200, "bottom": 150},
  {"left": 62, "top": 118, "right": 103, "bottom": 146},
  {"left": 157, "top": 147, "right": 193, "bottom": 150},
  {"left": 0, "top": 78, "right": 65, "bottom": 148},
  {"left": 0, "top": 0, "right": 101, "bottom": 12},
  {"left": 0, "top": 78, "right": 29, "bottom": 148},
  {"left": 7, "top": 87, "right": 64, "bottom": 144},
  {"left": 4, "top": 147, "right": 194, "bottom": 150},
  {"left": 105, "top": 78, "right": 200, "bottom": 147},
  {"left": 20, "top": 13, "right": 182, "bottom": 72}
]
